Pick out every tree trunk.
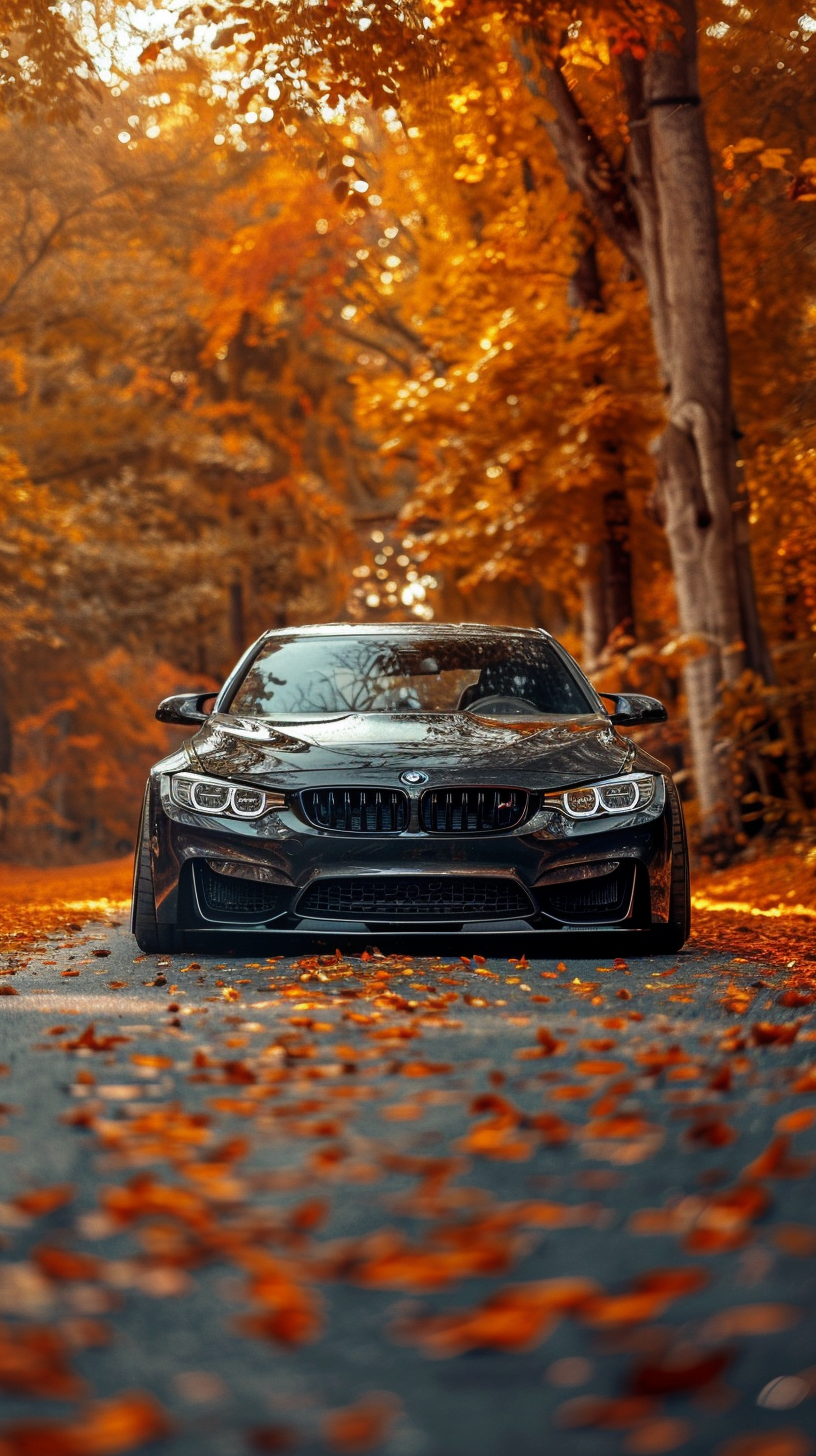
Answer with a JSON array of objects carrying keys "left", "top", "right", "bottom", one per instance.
[
  {"left": 652, "top": 423, "right": 733, "bottom": 821},
  {"left": 641, "top": 3, "right": 746, "bottom": 830},
  {"left": 569, "top": 237, "right": 636, "bottom": 663},
  {"left": 577, "top": 542, "right": 607, "bottom": 672},
  {"left": 229, "top": 577, "right": 246, "bottom": 660},
  {"left": 645, "top": 16, "right": 743, "bottom": 657},
  {"left": 568, "top": 236, "right": 604, "bottom": 313},
  {"left": 52, "top": 708, "right": 69, "bottom": 853},
  {"left": 0, "top": 662, "right": 11, "bottom": 840},
  {"left": 521, "top": 4, "right": 771, "bottom": 833},
  {"left": 622, "top": 39, "right": 770, "bottom": 684},
  {"left": 602, "top": 487, "right": 634, "bottom": 641},
  {"left": 732, "top": 460, "right": 774, "bottom": 682}
]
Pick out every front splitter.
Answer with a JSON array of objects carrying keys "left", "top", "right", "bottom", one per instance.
[{"left": 171, "top": 922, "right": 660, "bottom": 958}]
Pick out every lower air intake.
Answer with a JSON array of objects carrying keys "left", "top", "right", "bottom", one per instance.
[
  {"left": 297, "top": 876, "right": 535, "bottom": 922},
  {"left": 198, "top": 862, "right": 286, "bottom": 919},
  {"left": 535, "top": 863, "right": 636, "bottom": 924}
]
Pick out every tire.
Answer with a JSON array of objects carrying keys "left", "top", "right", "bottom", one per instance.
[
  {"left": 131, "top": 787, "right": 173, "bottom": 953},
  {"left": 651, "top": 780, "right": 691, "bottom": 953}
]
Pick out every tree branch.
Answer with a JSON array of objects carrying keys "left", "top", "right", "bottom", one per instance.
[
  {"left": 0, "top": 155, "right": 219, "bottom": 321},
  {"left": 514, "top": 30, "right": 644, "bottom": 278},
  {"left": 618, "top": 49, "right": 671, "bottom": 374},
  {"left": 332, "top": 323, "right": 414, "bottom": 375}
]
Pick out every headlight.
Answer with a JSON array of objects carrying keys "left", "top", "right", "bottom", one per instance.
[
  {"left": 170, "top": 772, "right": 285, "bottom": 820},
  {"left": 544, "top": 773, "right": 656, "bottom": 820}
]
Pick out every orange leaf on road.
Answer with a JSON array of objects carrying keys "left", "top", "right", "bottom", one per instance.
[
  {"left": 0, "top": 1391, "right": 171, "bottom": 1455},
  {"left": 324, "top": 1393, "right": 400, "bottom": 1453},
  {"left": 715, "top": 1431, "right": 814, "bottom": 1456},
  {"left": 396, "top": 1277, "right": 599, "bottom": 1357}
]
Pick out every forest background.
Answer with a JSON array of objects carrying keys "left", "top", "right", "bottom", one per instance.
[{"left": 0, "top": 0, "right": 815, "bottom": 868}]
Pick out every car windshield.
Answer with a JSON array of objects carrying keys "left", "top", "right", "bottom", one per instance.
[{"left": 227, "top": 634, "right": 595, "bottom": 719}]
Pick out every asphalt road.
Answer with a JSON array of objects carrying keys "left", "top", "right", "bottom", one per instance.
[{"left": 0, "top": 921, "right": 815, "bottom": 1456}]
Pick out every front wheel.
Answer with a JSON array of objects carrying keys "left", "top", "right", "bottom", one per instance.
[
  {"left": 131, "top": 788, "right": 173, "bottom": 953},
  {"left": 650, "top": 781, "right": 691, "bottom": 953}
]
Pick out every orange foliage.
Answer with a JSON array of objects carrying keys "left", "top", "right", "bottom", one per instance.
[{"left": 0, "top": 0, "right": 815, "bottom": 853}]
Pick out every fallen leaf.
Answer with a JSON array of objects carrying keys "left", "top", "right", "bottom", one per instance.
[
  {"left": 395, "top": 1277, "right": 599, "bottom": 1356},
  {"left": 686, "top": 1183, "right": 770, "bottom": 1251},
  {"left": 397, "top": 1061, "right": 453, "bottom": 1077},
  {"left": 752, "top": 1022, "right": 800, "bottom": 1046},
  {"left": 632, "top": 1344, "right": 731, "bottom": 1394},
  {"left": 685, "top": 1115, "right": 737, "bottom": 1148},
  {"left": 580, "top": 1291, "right": 673, "bottom": 1326},
  {"left": 757, "top": 1376, "right": 812, "bottom": 1410},
  {"left": 715, "top": 1430, "right": 814, "bottom": 1456},
  {"left": 536, "top": 1026, "right": 563, "bottom": 1055},
  {"left": 582, "top": 1115, "right": 659, "bottom": 1140},
  {"left": 775, "top": 1109, "right": 816, "bottom": 1134},
  {"left": 239, "top": 1303, "right": 322, "bottom": 1347},
  {"left": 580, "top": 1269, "right": 705, "bottom": 1330},
  {"left": 0, "top": 1390, "right": 171, "bottom": 1453},
  {"left": 709, "top": 1064, "right": 733, "bottom": 1092},
  {"left": 34, "top": 1246, "right": 101, "bottom": 1281},
  {"left": 575, "top": 1060, "right": 628, "bottom": 1077},
  {"left": 249, "top": 1426, "right": 297, "bottom": 1452},
  {"left": 64, "top": 1025, "right": 130, "bottom": 1054},
  {"left": 742, "top": 1136, "right": 813, "bottom": 1180},
  {"left": 636, "top": 1267, "right": 709, "bottom": 1295},
  {"left": 772, "top": 1225, "right": 816, "bottom": 1257},
  {"left": 624, "top": 1418, "right": 694, "bottom": 1453},
  {"left": 699, "top": 1303, "right": 800, "bottom": 1339},
  {"left": 556, "top": 1395, "right": 657, "bottom": 1429},
  {"left": 0, "top": 1321, "right": 83, "bottom": 1400},
  {"left": 323, "top": 1393, "right": 400, "bottom": 1452},
  {"left": 14, "top": 1186, "right": 74, "bottom": 1218}
]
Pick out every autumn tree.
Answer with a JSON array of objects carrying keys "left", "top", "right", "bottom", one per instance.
[
  {"left": 0, "top": 88, "right": 366, "bottom": 854},
  {"left": 337, "top": 40, "right": 661, "bottom": 654},
  {"left": 2, "top": 0, "right": 815, "bottom": 859},
  {"left": 135, "top": 0, "right": 815, "bottom": 837}
]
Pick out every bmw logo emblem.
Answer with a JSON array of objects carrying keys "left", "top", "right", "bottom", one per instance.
[{"left": 400, "top": 770, "right": 429, "bottom": 786}]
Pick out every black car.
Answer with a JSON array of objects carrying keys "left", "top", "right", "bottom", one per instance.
[{"left": 131, "top": 623, "right": 690, "bottom": 953}]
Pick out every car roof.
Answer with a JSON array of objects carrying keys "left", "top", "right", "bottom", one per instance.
[{"left": 259, "top": 622, "right": 553, "bottom": 640}]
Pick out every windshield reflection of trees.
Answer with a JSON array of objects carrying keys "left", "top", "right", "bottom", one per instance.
[
  {"left": 233, "top": 638, "right": 589, "bottom": 717},
  {"left": 262, "top": 644, "right": 411, "bottom": 714}
]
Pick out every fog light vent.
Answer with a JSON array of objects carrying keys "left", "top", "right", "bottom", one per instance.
[
  {"left": 198, "top": 862, "right": 286, "bottom": 919},
  {"left": 535, "top": 863, "right": 636, "bottom": 924}
]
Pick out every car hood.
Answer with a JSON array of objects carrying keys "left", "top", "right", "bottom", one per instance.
[{"left": 186, "top": 711, "right": 632, "bottom": 791}]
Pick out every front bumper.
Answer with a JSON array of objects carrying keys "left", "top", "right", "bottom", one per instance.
[{"left": 146, "top": 773, "right": 673, "bottom": 940}]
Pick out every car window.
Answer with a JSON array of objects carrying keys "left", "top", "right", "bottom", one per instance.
[{"left": 227, "top": 636, "right": 594, "bottom": 718}]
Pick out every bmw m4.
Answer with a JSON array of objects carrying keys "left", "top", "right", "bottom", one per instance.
[{"left": 131, "top": 623, "right": 690, "bottom": 952}]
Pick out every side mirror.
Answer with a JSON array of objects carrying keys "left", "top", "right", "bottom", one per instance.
[
  {"left": 600, "top": 692, "right": 668, "bottom": 727},
  {"left": 156, "top": 692, "right": 218, "bottom": 727}
]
